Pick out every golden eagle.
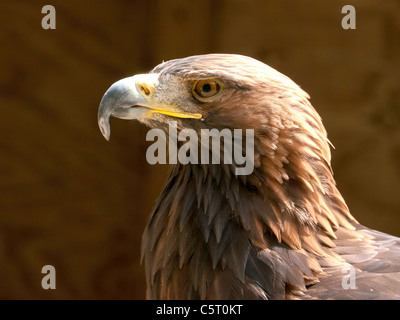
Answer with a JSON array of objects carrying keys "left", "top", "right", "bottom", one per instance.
[{"left": 98, "top": 54, "right": 400, "bottom": 299}]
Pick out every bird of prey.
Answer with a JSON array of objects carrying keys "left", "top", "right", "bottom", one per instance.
[{"left": 98, "top": 54, "right": 400, "bottom": 299}]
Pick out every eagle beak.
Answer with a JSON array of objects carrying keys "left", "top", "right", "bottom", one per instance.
[{"left": 98, "top": 74, "right": 202, "bottom": 141}]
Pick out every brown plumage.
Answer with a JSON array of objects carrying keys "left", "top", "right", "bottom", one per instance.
[{"left": 98, "top": 54, "right": 400, "bottom": 299}]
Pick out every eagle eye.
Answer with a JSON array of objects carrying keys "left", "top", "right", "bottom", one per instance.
[{"left": 192, "top": 79, "right": 223, "bottom": 101}]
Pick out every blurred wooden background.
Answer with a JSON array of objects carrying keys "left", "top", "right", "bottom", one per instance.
[{"left": 0, "top": 0, "right": 399, "bottom": 299}]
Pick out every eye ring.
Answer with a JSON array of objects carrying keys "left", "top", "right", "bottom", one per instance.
[{"left": 192, "top": 79, "right": 223, "bottom": 102}]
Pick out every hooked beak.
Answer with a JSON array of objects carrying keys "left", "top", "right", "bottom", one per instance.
[{"left": 98, "top": 73, "right": 202, "bottom": 141}]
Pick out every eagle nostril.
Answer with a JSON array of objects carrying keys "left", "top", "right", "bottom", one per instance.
[{"left": 140, "top": 85, "right": 151, "bottom": 96}]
